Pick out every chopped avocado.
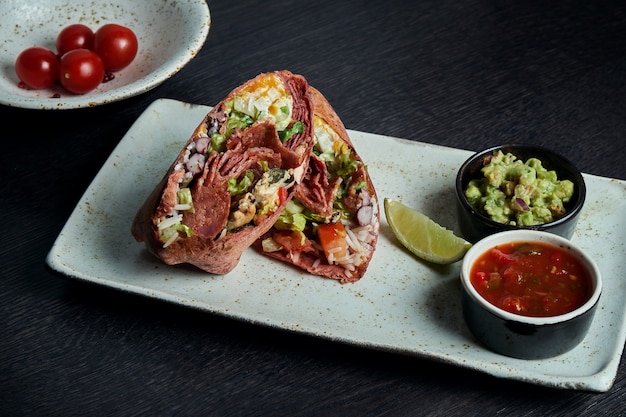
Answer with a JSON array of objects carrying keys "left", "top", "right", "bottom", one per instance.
[{"left": 465, "top": 150, "right": 575, "bottom": 225}]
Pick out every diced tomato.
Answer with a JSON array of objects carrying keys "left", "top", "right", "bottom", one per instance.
[
  {"left": 489, "top": 248, "right": 517, "bottom": 267},
  {"left": 550, "top": 251, "right": 562, "bottom": 263},
  {"left": 278, "top": 186, "right": 289, "bottom": 206},
  {"left": 317, "top": 222, "right": 348, "bottom": 262},
  {"left": 474, "top": 271, "right": 488, "bottom": 282},
  {"left": 273, "top": 231, "right": 314, "bottom": 253},
  {"left": 500, "top": 296, "right": 524, "bottom": 313},
  {"left": 501, "top": 266, "right": 521, "bottom": 285}
]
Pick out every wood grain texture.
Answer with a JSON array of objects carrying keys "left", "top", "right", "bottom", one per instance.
[{"left": 1, "top": 0, "right": 625, "bottom": 415}]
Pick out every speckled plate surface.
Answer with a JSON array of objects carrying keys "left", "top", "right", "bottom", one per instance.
[
  {"left": 0, "top": 0, "right": 210, "bottom": 110},
  {"left": 47, "top": 98, "right": 626, "bottom": 392}
]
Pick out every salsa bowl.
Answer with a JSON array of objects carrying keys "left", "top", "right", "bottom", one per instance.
[
  {"left": 460, "top": 230, "right": 602, "bottom": 360},
  {"left": 455, "top": 144, "right": 586, "bottom": 243}
]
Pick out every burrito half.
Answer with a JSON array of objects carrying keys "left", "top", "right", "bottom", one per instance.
[
  {"left": 131, "top": 71, "right": 314, "bottom": 274},
  {"left": 255, "top": 87, "right": 380, "bottom": 283}
]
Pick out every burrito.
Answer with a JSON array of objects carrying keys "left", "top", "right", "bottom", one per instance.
[
  {"left": 255, "top": 87, "right": 380, "bottom": 283},
  {"left": 131, "top": 71, "right": 314, "bottom": 274}
]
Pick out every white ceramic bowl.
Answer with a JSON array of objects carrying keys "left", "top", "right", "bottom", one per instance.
[
  {"left": 460, "top": 230, "right": 602, "bottom": 359},
  {"left": 0, "top": 0, "right": 211, "bottom": 110}
]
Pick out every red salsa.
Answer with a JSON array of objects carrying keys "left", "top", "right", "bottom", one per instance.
[{"left": 470, "top": 241, "right": 592, "bottom": 317}]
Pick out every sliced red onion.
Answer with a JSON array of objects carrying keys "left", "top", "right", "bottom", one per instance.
[
  {"left": 195, "top": 136, "right": 210, "bottom": 154},
  {"left": 212, "top": 111, "right": 228, "bottom": 124},
  {"left": 186, "top": 153, "right": 205, "bottom": 175},
  {"left": 360, "top": 190, "right": 371, "bottom": 207},
  {"left": 514, "top": 197, "right": 530, "bottom": 211},
  {"left": 357, "top": 205, "right": 373, "bottom": 226},
  {"left": 207, "top": 119, "right": 219, "bottom": 136}
]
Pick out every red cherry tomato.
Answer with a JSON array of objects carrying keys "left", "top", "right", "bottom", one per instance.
[
  {"left": 15, "top": 46, "right": 59, "bottom": 89},
  {"left": 56, "top": 24, "right": 94, "bottom": 56},
  {"left": 58, "top": 49, "right": 105, "bottom": 94},
  {"left": 93, "top": 23, "right": 138, "bottom": 71}
]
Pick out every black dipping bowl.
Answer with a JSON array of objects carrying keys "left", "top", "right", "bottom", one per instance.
[
  {"left": 460, "top": 230, "right": 602, "bottom": 360},
  {"left": 455, "top": 144, "right": 586, "bottom": 243}
]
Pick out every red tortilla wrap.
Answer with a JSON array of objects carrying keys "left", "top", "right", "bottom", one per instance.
[{"left": 131, "top": 71, "right": 314, "bottom": 274}]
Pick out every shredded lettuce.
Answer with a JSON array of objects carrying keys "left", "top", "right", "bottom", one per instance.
[
  {"left": 274, "top": 199, "right": 307, "bottom": 231},
  {"left": 176, "top": 188, "right": 194, "bottom": 212},
  {"left": 274, "top": 212, "right": 307, "bottom": 232},
  {"left": 228, "top": 170, "right": 254, "bottom": 195},
  {"left": 354, "top": 181, "right": 366, "bottom": 191},
  {"left": 284, "top": 199, "right": 303, "bottom": 214},
  {"left": 209, "top": 132, "right": 226, "bottom": 153},
  {"left": 176, "top": 223, "right": 194, "bottom": 237},
  {"left": 159, "top": 222, "right": 194, "bottom": 244},
  {"left": 274, "top": 198, "right": 333, "bottom": 229},
  {"left": 261, "top": 237, "right": 283, "bottom": 252},
  {"left": 207, "top": 103, "right": 255, "bottom": 154},
  {"left": 278, "top": 121, "right": 304, "bottom": 142},
  {"left": 336, "top": 156, "right": 360, "bottom": 177},
  {"left": 226, "top": 110, "right": 254, "bottom": 136}
]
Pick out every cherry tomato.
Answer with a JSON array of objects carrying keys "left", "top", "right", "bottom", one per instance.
[
  {"left": 58, "top": 49, "right": 105, "bottom": 94},
  {"left": 93, "top": 23, "right": 138, "bottom": 71},
  {"left": 15, "top": 46, "right": 59, "bottom": 89},
  {"left": 56, "top": 24, "right": 94, "bottom": 56}
]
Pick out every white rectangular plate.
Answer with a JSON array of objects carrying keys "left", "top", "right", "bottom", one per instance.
[{"left": 47, "top": 98, "right": 626, "bottom": 392}]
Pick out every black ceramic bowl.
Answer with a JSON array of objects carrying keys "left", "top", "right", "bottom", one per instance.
[
  {"left": 455, "top": 144, "right": 586, "bottom": 243},
  {"left": 460, "top": 230, "right": 602, "bottom": 360}
]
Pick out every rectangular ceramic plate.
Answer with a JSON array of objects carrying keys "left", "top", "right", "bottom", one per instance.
[{"left": 47, "top": 98, "right": 626, "bottom": 392}]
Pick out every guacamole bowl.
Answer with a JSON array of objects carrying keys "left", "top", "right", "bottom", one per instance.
[
  {"left": 460, "top": 230, "right": 602, "bottom": 360},
  {"left": 455, "top": 144, "right": 586, "bottom": 243}
]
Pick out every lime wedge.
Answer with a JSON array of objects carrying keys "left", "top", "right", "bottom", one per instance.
[{"left": 384, "top": 198, "right": 471, "bottom": 264}]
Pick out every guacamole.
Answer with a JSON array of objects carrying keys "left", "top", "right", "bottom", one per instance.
[{"left": 464, "top": 150, "right": 575, "bottom": 226}]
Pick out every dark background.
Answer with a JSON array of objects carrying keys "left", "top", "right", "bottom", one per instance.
[{"left": 2, "top": 0, "right": 625, "bottom": 415}]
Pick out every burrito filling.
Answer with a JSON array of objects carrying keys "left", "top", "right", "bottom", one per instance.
[
  {"left": 157, "top": 75, "right": 303, "bottom": 247},
  {"left": 261, "top": 116, "right": 378, "bottom": 278}
]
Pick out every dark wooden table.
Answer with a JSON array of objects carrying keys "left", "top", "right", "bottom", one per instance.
[{"left": 2, "top": 1, "right": 626, "bottom": 415}]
